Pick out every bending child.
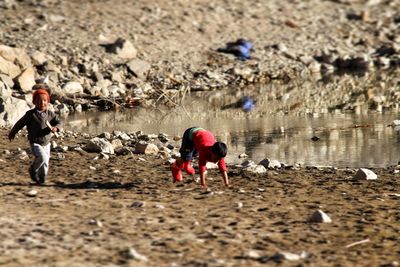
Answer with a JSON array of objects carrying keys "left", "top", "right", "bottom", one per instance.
[
  {"left": 8, "top": 84, "right": 62, "bottom": 184},
  {"left": 171, "top": 127, "right": 230, "bottom": 189}
]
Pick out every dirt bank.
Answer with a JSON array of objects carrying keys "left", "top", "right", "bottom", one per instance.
[{"left": 0, "top": 127, "right": 399, "bottom": 266}]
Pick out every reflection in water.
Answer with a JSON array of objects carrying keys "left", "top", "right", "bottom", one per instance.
[{"left": 65, "top": 107, "right": 400, "bottom": 168}]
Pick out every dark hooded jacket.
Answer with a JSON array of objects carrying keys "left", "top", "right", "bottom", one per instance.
[{"left": 9, "top": 108, "right": 62, "bottom": 146}]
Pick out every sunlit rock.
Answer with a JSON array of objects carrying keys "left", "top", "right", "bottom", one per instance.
[{"left": 354, "top": 168, "right": 378, "bottom": 180}]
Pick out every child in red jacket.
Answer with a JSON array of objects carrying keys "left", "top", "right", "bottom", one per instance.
[{"left": 171, "top": 127, "right": 230, "bottom": 189}]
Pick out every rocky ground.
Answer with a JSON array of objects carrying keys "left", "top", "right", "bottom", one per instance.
[
  {"left": 1, "top": 127, "right": 400, "bottom": 267},
  {"left": 1, "top": 0, "right": 400, "bottom": 266},
  {"left": 1, "top": 0, "right": 400, "bottom": 122}
]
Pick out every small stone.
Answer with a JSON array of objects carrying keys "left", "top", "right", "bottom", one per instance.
[
  {"left": 271, "top": 251, "right": 308, "bottom": 262},
  {"left": 311, "top": 136, "right": 320, "bottom": 141},
  {"left": 354, "top": 168, "right": 378, "bottom": 180},
  {"left": 245, "top": 250, "right": 261, "bottom": 259},
  {"left": 26, "top": 190, "right": 37, "bottom": 197},
  {"left": 123, "top": 248, "right": 148, "bottom": 261},
  {"left": 131, "top": 201, "right": 145, "bottom": 208},
  {"left": 238, "top": 153, "right": 248, "bottom": 159},
  {"left": 89, "top": 219, "right": 103, "bottom": 227},
  {"left": 309, "top": 210, "right": 332, "bottom": 223},
  {"left": 259, "top": 158, "right": 281, "bottom": 169}
]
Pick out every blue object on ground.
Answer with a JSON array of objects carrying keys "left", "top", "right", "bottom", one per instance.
[
  {"left": 217, "top": 38, "right": 253, "bottom": 60},
  {"left": 241, "top": 96, "right": 255, "bottom": 112}
]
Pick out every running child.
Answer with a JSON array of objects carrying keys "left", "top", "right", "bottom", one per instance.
[{"left": 8, "top": 84, "right": 62, "bottom": 184}]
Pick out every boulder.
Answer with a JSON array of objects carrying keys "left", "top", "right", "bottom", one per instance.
[
  {"left": 111, "top": 139, "right": 123, "bottom": 149},
  {"left": 62, "top": 81, "right": 84, "bottom": 94},
  {"left": 0, "top": 56, "right": 21, "bottom": 78},
  {"left": 354, "top": 168, "right": 378, "bottom": 180},
  {"left": 84, "top": 137, "right": 114, "bottom": 154},
  {"left": 104, "top": 38, "right": 137, "bottom": 59},
  {"left": 0, "top": 45, "right": 32, "bottom": 68},
  {"left": 259, "top": 158, "right": 282, "bottom": 169},
  {"left": 15, "top": 67, "right": 36, "bottom": 93},
  {"left": 0, "top": 73, "right": 14, "bottom": 88},
  {"left": 0, "top": 96, "right": 30, "bottom": 126},
  {"left": 134, "top": 142, "right": 159, "bottom": 155},
  {"left": 0, "top": 81, "right": 12, "bottom": 97},
  {"left": 126, "top": 59, "right": 151, "bottom": 80},
  {"left": 30, "top": 51, "right": 48, "bottom": 66},
  {"left": 243, "top": 164, "right": 267, "bottom": 175}
]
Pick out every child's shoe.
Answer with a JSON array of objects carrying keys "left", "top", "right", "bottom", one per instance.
[
  {"left": 37, "top": 175, "right": 46, "bottom": 185},
  {"left": 171, "top": 162, "right": 183, "bottom": 182},
  {"left": 183, "top": 161, "right": 195, "bottom": 175},
  {"left": 29, "top": 165, "right": 38, "bottom": 183}
]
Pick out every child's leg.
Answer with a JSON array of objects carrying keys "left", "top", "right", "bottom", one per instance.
[
  {"left": 171, "top": 128, "right": 196, "bottom": 182},
  {"left": 183, "top": 161, "right": 195, "bottom": 175},
  {"left": 31, "top": 143, "right": 50, "bottom": 184}
]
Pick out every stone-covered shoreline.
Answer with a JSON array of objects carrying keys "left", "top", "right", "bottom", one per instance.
[{"left": 1, "top": 0, "right": 400, "bottom": 127}]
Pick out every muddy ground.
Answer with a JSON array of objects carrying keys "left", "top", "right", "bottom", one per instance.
[{"left": 0, "top": 127, "right": 399, "bottom": 267}]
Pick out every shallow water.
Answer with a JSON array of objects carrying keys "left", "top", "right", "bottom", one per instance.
[{"left": 64, "top": 104, "right": 400, "bottom": 168}]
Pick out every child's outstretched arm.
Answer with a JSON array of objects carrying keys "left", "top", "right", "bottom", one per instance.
[
  {"left": 8, "top": 113, "right": 28, "bottom": 141},
  {"left": 200, "top": 171, "right": 207, "bottom": 189},
  {"left": 221, "top": 171, "right": 230, "bottom": 187}
]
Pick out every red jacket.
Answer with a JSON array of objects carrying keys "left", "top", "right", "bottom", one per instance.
[{"left": 192, "top": 130, "right": 227, "bottom": 174}]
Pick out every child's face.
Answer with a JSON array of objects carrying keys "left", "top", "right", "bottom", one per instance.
[{"left": 34, "top": 94, "right": 49, "bottom": 111}]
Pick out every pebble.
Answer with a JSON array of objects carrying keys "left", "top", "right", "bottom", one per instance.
[
  {"left": 124, "top": 248, "right": 148, "bottom": 261},
  {"left": 354, "top": 168, "right": 378, "bottom": 180},
  {"left": 309, "top": 210, "right": 332, "bottom": 223},
  {"left": 26, "top": 190, "right": 37, "bottom": 197},
  {"left": 131, "top": 201, "right": 145, "bottom": 208},
  {"left": 89, "top": 219, "right": 103, "bottom": 227},
  {"left": 271, "top": 251, "right": 308, "bottom": 262}
]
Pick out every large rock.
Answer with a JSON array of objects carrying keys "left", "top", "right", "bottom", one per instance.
[
  {"left": 0, "top": 56, "right": 21, "bottom": 78},
  {"left": 0, "top": 73, "right": 14, "bottom": 88},
  {"left": 84, "top": 137, "right": 114, "bottom": 154},
  {"left": 0, "top": 45, "right": 32, "bottom": 68},
  {"left": 105, "top": 38, "right": 137, "bottom": 59},
  {"left": 259, "top": 158, "right": 282, "bottom": 169},
  {"left": 15, "top": 67, "right": 36, "bottom": 93},
  {"left": 0, "top": 81, "right": 12, "bottom": 97},
  {"left": 354, "top": 168, "right": 378, "bottom": 180},
  {"left": 126, "top": 59, "right": 151, "bottom": 80},
  {"left": 30, "top": 51, "right": 48, "bottom": 66},
  {"left": 62, "top": 81, "right": 84, "bottom": 95},
  {"left": 0, "top": 96, "right": 30, "bottom": 126},
  {"left": 243, "top": 164, "right": 267, "bottom": 175},
  {"left": 134, "top": 142, "right": 159, "bottom": 155}
]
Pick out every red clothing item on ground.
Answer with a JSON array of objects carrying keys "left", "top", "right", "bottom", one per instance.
[{"left": 192, "top": 130, "right": 227, "bottom": 174}]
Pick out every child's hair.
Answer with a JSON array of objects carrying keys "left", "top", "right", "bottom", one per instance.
[{"left": 211, "top": 142, "right": 227, "bottom": 158}]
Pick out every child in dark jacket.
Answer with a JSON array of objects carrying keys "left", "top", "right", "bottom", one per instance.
[
  {"left": 8, "top": 84, "right": 62, "bottom": 184},
  {"left": 171, "top": 127, "right": 230, "bottom": 189}
]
